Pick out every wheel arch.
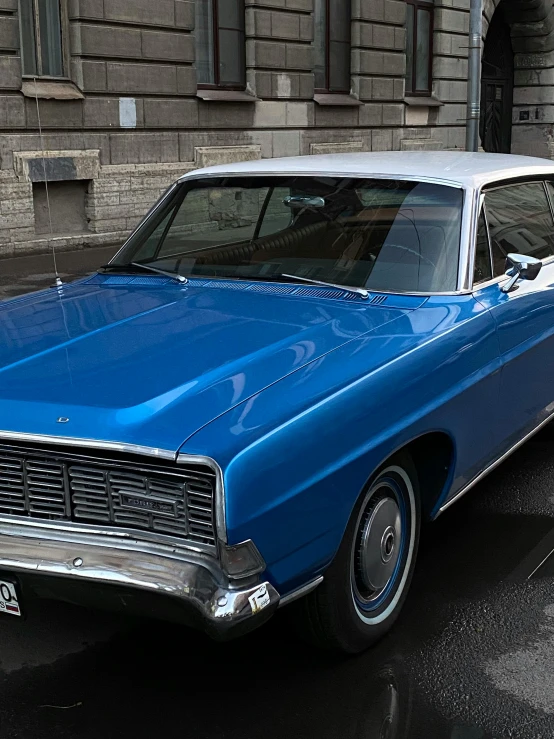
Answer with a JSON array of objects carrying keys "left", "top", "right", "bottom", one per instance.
[{"left": 371, "top": 431, "right": 456, "bottom": 522}]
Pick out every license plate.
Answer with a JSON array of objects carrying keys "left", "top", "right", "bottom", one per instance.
[{"left": 0, "top": 579, "right": 21, "bottom": 617}]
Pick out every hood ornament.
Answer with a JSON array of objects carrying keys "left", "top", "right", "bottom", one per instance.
[{"left": 57, "top": 417, "right": 70, "bottom": 424}]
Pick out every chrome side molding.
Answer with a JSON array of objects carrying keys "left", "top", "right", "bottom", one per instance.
[
  {"left": 439, "top": 406, "right": 554, "bottom": 514},
  {"left": 278, "top": 576, "right": 324, "bottom": 607}
]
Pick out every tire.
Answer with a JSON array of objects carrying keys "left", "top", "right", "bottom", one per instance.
[{"left": 297, "top": 453, "right": 421, "bottom": 654}]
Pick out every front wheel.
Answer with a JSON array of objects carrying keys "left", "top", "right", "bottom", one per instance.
[{"left": 297, "top": 454, "right": 420, "bottom": 653}]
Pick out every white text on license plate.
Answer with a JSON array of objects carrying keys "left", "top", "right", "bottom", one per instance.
[{"left": 0, "top": 580, "right": 21, "bottom": 617}]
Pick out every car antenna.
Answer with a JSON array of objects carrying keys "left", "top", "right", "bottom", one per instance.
[{"left": 33, "top": 77, "right": 62, "bottom": 288}]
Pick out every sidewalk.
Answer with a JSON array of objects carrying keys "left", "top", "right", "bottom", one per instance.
[{"left": 0, "top": 245, "right": 120, "bottom": 301}]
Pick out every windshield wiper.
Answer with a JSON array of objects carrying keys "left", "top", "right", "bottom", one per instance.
[
  {"left": 279, "top": 273, "right": 369, "bottom": 299},
  {"left": 101, "top": 262, "right": 188, "bottom": 284}
]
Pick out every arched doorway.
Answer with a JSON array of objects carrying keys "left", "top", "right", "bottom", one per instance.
[{"left": 480, "top": 7, "right": 514, "bottom": 153}]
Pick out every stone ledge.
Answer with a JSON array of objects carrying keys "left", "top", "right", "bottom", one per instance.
[
  {"left": 21, "top": 79, "right": 84, "bottom": 100},
  {"left": 14, "top": 150, "right": 100, "bottom": 183},
  {"left": 196, "top": 89, "right": 260, "bottom": 103},
  {"left": 310, "top": 141, "right": 365, "bottom": 155},
  {"left": 194, "top": 145, "right": 262, "bottom": 168},
  {"left": 98, "top": 162, "right": 194, "bottom": 178},
  {"left": 400, "top": 139, "right": 443, "bottom": 152},
  {"left": 404, "top": 95, "right": 444, "bottom": 107},
  {"left": 314, "top": 93, "right": 362, "bottom": 107},
  {"left": 7, "top": 230, "right": 129, "bottom": 258}
]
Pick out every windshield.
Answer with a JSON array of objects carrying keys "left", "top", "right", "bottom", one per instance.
[{"left": 112, "top": 176, "right": 463, "bottom": 293}]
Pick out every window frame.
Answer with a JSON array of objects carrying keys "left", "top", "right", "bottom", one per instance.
[
  {"left": 19, "top": 0, "right": 69, "bottom": 80},
  {"left": 472, "top": 178, "right": 554, "bottom": 290},
  {"left": 196, "top": 0, "right": 246, "bottom": 91},
  {"left": 405, "top": 0, "right": 434, "bottom": 97},
  {"left": 314, "top": 0, "right": 352, "bottom": 95}
]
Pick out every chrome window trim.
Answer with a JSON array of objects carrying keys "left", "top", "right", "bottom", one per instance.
[
  {"left": 457, "top": 185, "right": 475, "bottom": 292},
  {"left": 177, "top": 170, "right": 466, "bottom": 188},
  {"left": 472, "top": 253, "right": 554, "bottom": 293},
  {"left": 471, "top": 197, "right": 494, "bottom": 288},
  {"left": 544, "top": 179, "right": 554, "bottom": 223},
  {"left": 481, "top": 199, "right": 494, "bottom": 279},
  {"left": 0, "top": 431, "right": 228, "bottom": 547},
  {"left": 472, "top": 273, "right": 507, "bottom": 292},
  {"left": 480, "top": 178, "right": 554, "bottom": 193},
  {"left": 179, "top": 166, "right": 554, "bottom": 191}
]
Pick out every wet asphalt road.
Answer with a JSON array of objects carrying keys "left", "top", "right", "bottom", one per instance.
[{"left": 2, "top": 250, "right": 554, "bottom": 737}]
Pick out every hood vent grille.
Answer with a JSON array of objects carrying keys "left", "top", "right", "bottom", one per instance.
[
  {"left": 88, "top": 275, "right": 404, "bottom": 307},
  {"left": 92, "top": 274, "right": 365, "bottom": 301},
  {"left": 370, "top": 294, "right": 388, "bottom": 305},
  {"left": 100, "top": 275, "right": 174, "bottom": 286}
]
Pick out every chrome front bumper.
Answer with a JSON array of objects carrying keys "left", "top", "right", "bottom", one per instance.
[{"left": 0, "top": 522, "right": 280, "bottom": 638}]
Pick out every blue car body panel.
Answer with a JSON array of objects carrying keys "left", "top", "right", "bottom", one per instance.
[
  {"left": 0, "top": 275, "right": 412, "bottom": 450},
  {"left": 182, "top": 294, "right": 501, "bottom": 593},
  {"left": 475, "top": 262, "right": 554, "bottom": 450},
  {"left": 0, "top": 271, "right": 508, "bottom": 597}
]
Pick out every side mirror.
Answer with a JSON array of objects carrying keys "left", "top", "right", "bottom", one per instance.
[{"left": 500, "top": 253, "right": 542, "bottom": 293}]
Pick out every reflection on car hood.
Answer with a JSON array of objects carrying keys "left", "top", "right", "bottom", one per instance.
[{"left": 0, "top": 276, "right": 423, "bottom": 453}]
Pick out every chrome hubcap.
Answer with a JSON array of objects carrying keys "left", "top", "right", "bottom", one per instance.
[{"left": 357, "top": 496, "right": 402, "bottom": 597}]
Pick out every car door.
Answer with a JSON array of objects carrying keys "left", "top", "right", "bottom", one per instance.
[{"left": 472, "top": 179, "right": 554, "bottom": 453}]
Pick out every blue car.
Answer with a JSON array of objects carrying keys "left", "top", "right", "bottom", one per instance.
[{"left": 0, "top": 151, "right": 552, "bottom": 653}]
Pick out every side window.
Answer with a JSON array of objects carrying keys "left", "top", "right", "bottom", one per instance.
[
  {"left": 406, "top": 0, "right": 434, "bottom": 96},
  {"left": 196, "top": 0, "right": 246, "bottom": 89},
  {"left": 474, "top": 209, "right": 492, "bottom": 284},
  {"left": 20, "top": 0, "right": 65, "bottom": 77},
  {"left": 484, "top": 182, "right": 554, "bottom": 277},
  {"left": 314, "top": 0, "right": 352, "bottom": 94}
]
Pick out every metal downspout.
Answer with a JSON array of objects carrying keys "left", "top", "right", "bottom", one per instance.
[{"left": 466, "top": 0, "right": 483, "bottom": 152}]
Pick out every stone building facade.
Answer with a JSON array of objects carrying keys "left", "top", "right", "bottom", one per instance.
[{"left": 0, "top": 0, "right": 552, "bottom": 256}]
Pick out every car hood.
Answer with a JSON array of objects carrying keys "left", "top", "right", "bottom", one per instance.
[{"left": 0, "top": 276, "right": 421, "bottom": 453}]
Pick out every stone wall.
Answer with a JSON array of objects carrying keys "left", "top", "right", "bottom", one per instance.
[{"left": 0, "top": 0, "right": 551, "bottom": 256}]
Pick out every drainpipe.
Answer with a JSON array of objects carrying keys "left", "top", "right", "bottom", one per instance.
[{"left": 466, "top": 0, "right": 483, "bottom": 152}]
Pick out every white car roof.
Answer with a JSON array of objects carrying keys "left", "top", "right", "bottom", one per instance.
[{"left": 182, "top": 151, "right": 554, "bottom": 190}]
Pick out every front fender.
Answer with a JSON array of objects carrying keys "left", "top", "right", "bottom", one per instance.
[{"left": 181, "top": 296, "right": 499, "bottom": 595}]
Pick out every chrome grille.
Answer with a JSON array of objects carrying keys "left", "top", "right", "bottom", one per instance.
[{"left": 0, "top": 446, "right": 217, "bottom": 549}]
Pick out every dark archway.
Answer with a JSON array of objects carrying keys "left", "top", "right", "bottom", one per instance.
[{"left": 480, "top": 6, "right": 514, "bottom": 153}]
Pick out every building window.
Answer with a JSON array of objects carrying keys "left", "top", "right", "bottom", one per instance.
[
  {"left": 196, "top": 0, "right": 246, "bottom": 89},
  {"left": 406, "top": 0, "right": 433, "bottom": 95},
  {"left": 314, "top": 0, "right": 352, "bottom": 93},
  {"left": 19, "top": 0, "right": 64, "bottom": 77}
]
